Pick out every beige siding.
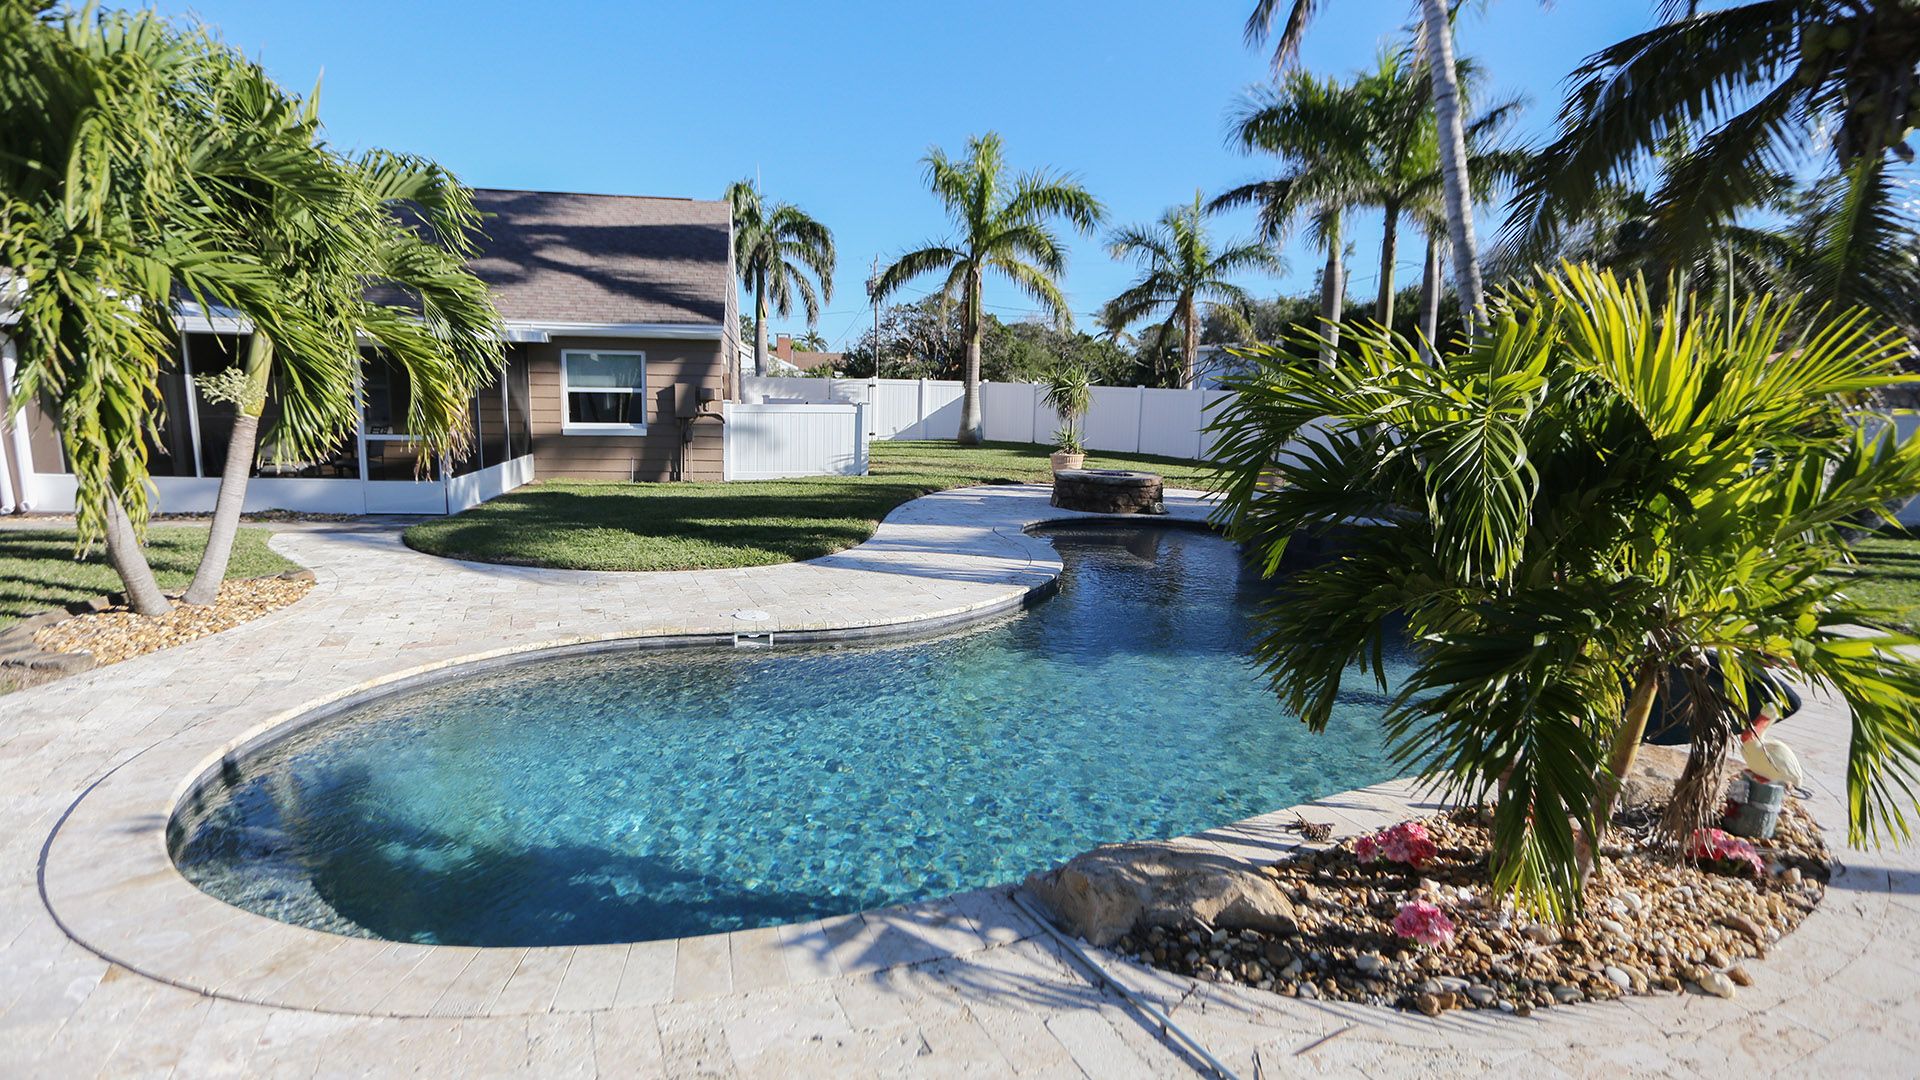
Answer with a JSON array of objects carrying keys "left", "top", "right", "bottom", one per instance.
[{"left": 525, "top": 335, "right": 727, "bottom": 482}]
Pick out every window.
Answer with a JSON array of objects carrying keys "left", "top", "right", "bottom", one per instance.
[{"left": 561, "top": 350, "right": 647, "bottom": 433}]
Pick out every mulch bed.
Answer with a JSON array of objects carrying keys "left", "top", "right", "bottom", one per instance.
[
  {"left": 1115, "top": 804, "right": 1829, "bottom": 1015},
  {"left": 30, "top": 573, "right": 315, "bottom": 666}
]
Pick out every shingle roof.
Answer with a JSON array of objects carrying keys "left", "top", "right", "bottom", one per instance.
[
  {"left": 790, "top": 350, "right": 844, "bottom": 371},
  {"left": 464, "top": 188, "right": 732, "bottom": 327}
]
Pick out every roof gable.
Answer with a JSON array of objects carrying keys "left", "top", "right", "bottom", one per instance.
[{"left": 466, "top": 188, "right": 731, "bottom": 327}]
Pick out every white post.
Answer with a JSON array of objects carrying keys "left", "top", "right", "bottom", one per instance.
[
  {"left": 0, "top": 337, "right": 31, "bottom": 511},
  {"left": 180, "top": 334, "right": 205, "bottom": 477},
  {"left": 1134, "top": 386, "right": 1147, "bottom": 453},
  {"left": 854, "top": 402, "right": 870, "bottom": 475},
  {"left": 917, "top": 378, "right": 929, "bottom": 441}
]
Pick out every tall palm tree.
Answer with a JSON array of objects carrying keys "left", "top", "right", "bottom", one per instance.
[
  {"left": 1213, "top": 70, "right": 1373, "bottom": 362},
  {"left": 725, "top": 179, "right": 834, "bottom": 378},
  {"left": 871, "top": 132, "right": 1103, "bottom": 443},
  {"left": 1352, "top": 52, "right": 1528, "bottom": 329},
  {"left": 1102, "top": 191, "right": 1280, "bottom": 387},
  {"left": 1508, "top": 1, "right": 1920, "bottom": 329},
  {"left": 1210, "top": 262, "right": 1920, "bottom": 916},
  {"left": 1247, "top": 0, "right": 1488, "bottom": 320}
]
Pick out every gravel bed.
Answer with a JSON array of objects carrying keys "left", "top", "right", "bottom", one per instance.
[
  {"left": 1115, "top": 805, "right": 1828, "bottom": 1015},
  {"left": 33, "top": 575, "right": 315, "bottom": 666}
]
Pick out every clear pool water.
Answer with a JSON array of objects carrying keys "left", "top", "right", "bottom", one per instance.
[{"left": 171, "top": 525, "right": 1412, "bottom": 947}]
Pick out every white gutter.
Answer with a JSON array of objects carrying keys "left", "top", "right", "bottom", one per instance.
[{"left": 498, "top": 320, "right": 725, "bottom": 342}]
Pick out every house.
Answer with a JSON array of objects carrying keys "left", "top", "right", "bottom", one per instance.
[
  {"left": 0, "top": 188, "right": 744, "bottom": 515},
  {"left": 772, "top": 334, "right": 844, "bottom": 375}
]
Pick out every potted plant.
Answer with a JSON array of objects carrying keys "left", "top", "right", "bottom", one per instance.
[{"left": 1043, "top": 364, "right": 1092, "bottom": 473}]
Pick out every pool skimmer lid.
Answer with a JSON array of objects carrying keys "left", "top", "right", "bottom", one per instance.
[{"left": 731, "top": 609, "right": 771, "bottom": 622}]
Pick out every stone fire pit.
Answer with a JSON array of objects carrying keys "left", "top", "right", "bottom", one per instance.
[{"left": 1051, "top": 469, "right": 1167, "bottom": 515}]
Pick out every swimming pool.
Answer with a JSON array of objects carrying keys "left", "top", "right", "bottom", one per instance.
[{"left": 169, "top": 524, "right": 1411, "bottom": 947}]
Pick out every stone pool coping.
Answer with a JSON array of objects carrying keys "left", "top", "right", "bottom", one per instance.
[{"left": 40, "top": 484, "right": 1253, "bottom": 1019}]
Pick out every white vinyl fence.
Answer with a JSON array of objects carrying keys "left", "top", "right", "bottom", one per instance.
[
  {"left": 743, "top": 376, "right": 1234, "bottom": 460},
  {"left": 722, "top": 401, "right": 870, "bottom": 481}
]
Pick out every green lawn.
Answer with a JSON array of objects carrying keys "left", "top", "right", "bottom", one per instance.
[
  {"left": 0, "top": 526, "right": 296, "bottom": 630},
  {"left": 401, "top": 440, "right": 1222, "bottom": 572},
  {"left": 1844, "top": 527, "right": 1920, "bottom": 630}
]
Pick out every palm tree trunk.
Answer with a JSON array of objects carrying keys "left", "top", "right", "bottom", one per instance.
[
  {"left": 1319, "top": 210, "right": 1344, "bottom": 366},
  {"left": 958, "top": 268, "right": 984, "bottom": 444},
  {"left": 1418, "top": 235, "right": 1443, "bottom": 360},
  {"left": 753, "top": 279, "right": 769, "bottom": 378},
  {"left": 183, "top": 333, "right": 272, "bottom": 606},
  {"left": 1579, "top": 660, "right": 1663, "bottom": 879},
  {"left": 103, "top": 495, "right": 171, "bottom": 616},
  {"left": 1376, "top": 201, "right": 1400, "bottom": 328},
  {"left": 1419, "top": 0, "right": 1485, "bottom": 324},
  {"left": 1181, "top": 296, "right": 1199, "bottom": 389}
]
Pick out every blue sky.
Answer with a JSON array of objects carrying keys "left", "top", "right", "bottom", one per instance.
[{"left": 172, "top": 1, "right": 1661, "bottom": 348}]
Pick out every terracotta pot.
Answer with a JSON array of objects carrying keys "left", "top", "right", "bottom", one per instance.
[{"left": 1050, "top": 451, "right": 1085, "bottom": 474}]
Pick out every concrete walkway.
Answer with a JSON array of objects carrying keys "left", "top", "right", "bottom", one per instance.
[{"left": 1, "top": 485, "right": 1916, "bottom": 1077}]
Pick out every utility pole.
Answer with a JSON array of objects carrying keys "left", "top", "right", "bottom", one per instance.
[{"left": 869, "top": 255, "right": 881, "bottom": 379}]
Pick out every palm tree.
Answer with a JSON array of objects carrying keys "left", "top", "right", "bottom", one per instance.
[
  {"left": 792, "top": 329, "right": 829, "bottom": 352},
  {"left": 1101, "top": 191, "right": 1280, "bottom": 387},
  {"left": 0, "top": 4, "right": 270, "bottom": 613},
  {"left": 725, "top": 179, "right": 834, "bottom": 378},
  {"left": 1508, "top": 1, "right": 1920, "bottom": 329},
  {"left": 2, "top": 6, "right": 500, "bottom": 614},
  {"left": 1353, "top": 52, "right": 1528, "bottom": 329},
  {"left": 179, "top": 140, "right": 503, "bottom": 607},
  {"left": 1247, "top": 0, "right": 1488, "bottom": 320},
  {"left": 871, "top": 132, "right": 1103, "bottom": 443},
  {"left": 1211, "top": 263, "right": 1920, "bottom": 916},
  {"left": 1213, "top": 70, "right": 1373, "bottom": 362}
]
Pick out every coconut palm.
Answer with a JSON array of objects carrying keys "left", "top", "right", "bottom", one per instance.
[
  {"left": 1213, "top": 70, "right": 1373, "bottom": 362},
  {"left": 725, "top": 179, "right": 834, "bottom": 378},
  {"left": 1210, "top": 262, "right": 1920, "bottom": 916},
  {"left": 871, "top": 132, "right": 1103, "bottom": 444},
  {"left": 1508, "top": 1, "right": 1920, "bottom": 330},
  {"left": 1101, "top": 192, "right": 1280, "bottom": 388},
  {"left": 1354, "top": 52, "right": 1528, "bottom": 329},
  {"left": 1247, "top": 0, "right": 1488, "bottom": 320}
]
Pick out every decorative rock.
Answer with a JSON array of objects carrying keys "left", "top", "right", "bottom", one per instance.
[
  {"left": 1354, "top": 953, "right": 1387, "bottom": 975},
  {"left": 1727, "top": 965, "right": 1754, "bottom": 987},
  {"left": 1692, "top": 968, "right": 1737, "bottom": 998},
  {"left": 1022, "top": 842, "right": 1298, "bottom": 947},
  {"left": 1603, "top": 966, "right": 1633, "bottom": 992},
  {"left": 1413, "top": 993, "right": 1443, "bottom": 1017},
  {"left": 1466, "top": 985, "right": 1497, "bottom": 1007}
]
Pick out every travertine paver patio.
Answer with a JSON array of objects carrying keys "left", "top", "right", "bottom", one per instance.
[{"left": 2, "top": 483, "right": 1918, "bottom": 1077}]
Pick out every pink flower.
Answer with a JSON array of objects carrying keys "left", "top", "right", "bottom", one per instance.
[
  {"left": 1355, "top": 822, "right": 1438, "bottom": 868},
  {"left": 1393, "top": 900, "right": 1456, "bottom": 947},
  {"left": 1353, "top": 834, "right": 1382, "bottom": 863},
  {"left": 1687, "top": 828, "right": 1766, "bottom": 878},
  {"left": 1380, "top": 822, "right": 1438, "bottom": 867}
]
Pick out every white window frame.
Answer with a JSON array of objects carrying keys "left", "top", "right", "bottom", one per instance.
[{"left": 560, "top": 349, "right": 648, "bottom": 435}]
